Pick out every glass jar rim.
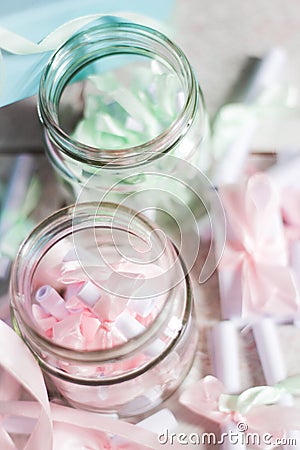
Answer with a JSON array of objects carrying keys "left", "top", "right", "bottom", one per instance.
[
  {"left": 38, "top": 19, "right": 204, "bottom": 167},
  {"left": 10, "top": 202, "right": 190, "bottom": 367}
]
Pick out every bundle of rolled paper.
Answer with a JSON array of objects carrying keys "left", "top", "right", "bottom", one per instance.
[{"left": 32, "top": 246, "right": 166, "bottom": 358}]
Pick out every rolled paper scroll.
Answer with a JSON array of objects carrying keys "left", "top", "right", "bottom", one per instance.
[
  {"left": 36, "top": 285, "right": 68, "bottom": 320},
  {"left": 115, "top": 311, "right": 165, "bottom": 358},
  {"left": 211, "top": 47, "right": 287, "bottom": 169},
  {"left": 209, "top": 321, "right": 246, "bottom": 450},
  {"left": 76, "top": 281, "right": 102, "bottom": 307},
  {"left": 209, "top": 321, "right": 241, "bottom": 395},
  {"left": 268, "top": 153, "right": 300, "bottom": 191},
  {"left": 212, "top": 117, "right": 257, "bottom": 186},
  {"left": 252, "top": 318, "right": 287, "bottom": 387}
]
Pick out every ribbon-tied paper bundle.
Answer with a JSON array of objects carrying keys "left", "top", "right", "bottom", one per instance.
[
  {"left": 214, "top": 172, "right": 299, "bottom": 320},
  {"left": 180, "top": 375, "right": 300, "bottom": 446}
]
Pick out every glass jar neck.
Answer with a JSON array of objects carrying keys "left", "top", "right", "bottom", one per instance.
[{"left": 38, "top": 20, "right": 202, "bottom": 168}]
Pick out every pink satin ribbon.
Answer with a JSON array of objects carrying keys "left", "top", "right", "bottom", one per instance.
[
  {"left": 218, "top": 173, "right": 298, "bottom": 318},
  {"left": 0, "top": 320, "right": 182, "bottom": 450},
  {"left": 180, "top": 376, "right": 300, "bottom": 441}
]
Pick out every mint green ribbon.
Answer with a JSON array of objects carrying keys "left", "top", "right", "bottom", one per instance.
[
  {"left": 211, "top": 83, "right": 300, "bottom": 162},
  {"left": 219, "top": 375, "right": 300, "bottom": 415},
  {"left": 0, "top": 11, "right": 172, "bottom": 106},
  {"left": 0, "top": 176, "right": 40, "bottom": 259}
]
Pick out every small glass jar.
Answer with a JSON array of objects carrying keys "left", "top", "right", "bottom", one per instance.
[
  {"left": 10, "top": 202, "right": 197, "bottom": 417},
  {"left": 37, "top": 19, "right": 210, "bottom": 228}
]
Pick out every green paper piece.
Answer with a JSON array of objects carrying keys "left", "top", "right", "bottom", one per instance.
[
  {"left": 20, "top": 176, "right": 41, "bottom": 217},
  {"left": 71, "top": 63, "right": 184, "bottom": 151},
  {"left": 276, "top": 375, "right": 300, "bottom": 396},
  {"left": 236, "top": 386, "right": 281, "bottom": 415},
  {"left": 0, "top": 175, "right": 41, "bottom": 260},
  {"left": 212, "top": 82, "right": 300, "bottom": 162}
]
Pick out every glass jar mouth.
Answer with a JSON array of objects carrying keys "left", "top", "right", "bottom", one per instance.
[
  {"left": 10, "top": 202, "right": 188, "bottom": 365},
  {"left": 38, "top": 20, "right": 202, "bottom": 167}
]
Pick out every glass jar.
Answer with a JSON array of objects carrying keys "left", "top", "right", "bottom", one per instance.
[
  {"left": 10, "top": 202, "right": 197, "bottom": 417},
  {"left": 37, "top": 19, "right": 210, "bottom": 230}
]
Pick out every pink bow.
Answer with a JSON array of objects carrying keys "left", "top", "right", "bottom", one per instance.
[
  {"left": 0, "top": 320, "right": 182, "bottom": 450},
  {"left": 217, "top": 173, "right": 298, "bottom": 318},
  {"left": 180, "top": 376, "right": 300, "bottom": 441}
]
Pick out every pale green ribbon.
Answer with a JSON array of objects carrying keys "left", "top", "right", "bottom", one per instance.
[
  {"left": 219, "top": 375, "right": 300, "bottom": 415},
  {"left": 0, "top": 12, "right": 170, "bottom": 102},
  {"left": 0, "top": 12, "right": 170, "bottom": 55},
  {"left": 0, "top": 176, "right": 40, "bottom": 259},
  {"left": 211, "top": 83, "right": 300, "bottom": 162}
]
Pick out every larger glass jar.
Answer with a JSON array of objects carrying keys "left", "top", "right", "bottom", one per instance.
[
  {"left": 37, "top": 19, "right": 210, "bottom": 232},
  {"left": 10, "top": 202, "right": 197, "bottom": 417}
]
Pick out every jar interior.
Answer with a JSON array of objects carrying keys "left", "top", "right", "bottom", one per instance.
[
  {"left": 58, "top": 53, "right": 185, "bottom": 150},
  {"left": 27, "top": 221, "right": 184, "bottom": 359}
]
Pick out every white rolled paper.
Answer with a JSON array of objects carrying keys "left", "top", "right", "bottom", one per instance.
[
  {"left": 209, "top": 321, "right": 246, "bottom": 450},
  {"left": 113, "top": 398, "right": 173, "bottom": 445},
  {"left": 210, "top": 321, "right": 241, "bottom": 394},
  {"left": 115, "top": 311, "right": 145, "bottom": 340},
  {"left": 144, "top": 338, "right": 166, "bottom": 358},
  {"left": 36, "top": 285, "right": 68, "bottom": 320},
  {"left": 242, "top": 47, "right": 287, "bottom": 104},
  {"left": 212, "top": 117, "right": 257, "bottom": 186},
  {"left": 115, "top": 311, "right": 165, "bottom": 357},
  {"left": 267, "top": 152, "right": 300, "bottom": 190},
  {"left": 119, "top": 385, "right": 162, "bottom": 417},
  {"left": 210, "top": 195, "right": 242, "bottom": 320},
  {"left": 127, "top": 298, "right": 155, "bottom": 318},
  {"left": 125, "top": 116, "right": 144, "bottom": 133},
  {"left": 63, "top": 246, "right": 102, "bottom": 266},
  {"left": 137, "top": 408, "right": 178, "bottom": 434},
  {"left": 77, "top": 281, "right": 102, "bottom": 307},
  {"left": 289, "top": 241, "right": 300, "bottom": 295},
  {"left": 252, "top": 318, "right": 287, "bottom": 386},
  {"left": 252, "top": 318, "right": 300, "bottom": 450}
]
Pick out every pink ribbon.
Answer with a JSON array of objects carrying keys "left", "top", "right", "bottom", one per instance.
[
  {"left": 0, "top": 320, "right": 182, "bottom": 450},
  {"left": 217, "top": 173, "right": 298, "bottom": 318},
  {"left": 180, "top": 376, "right": 300, "bottom": 440}
]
